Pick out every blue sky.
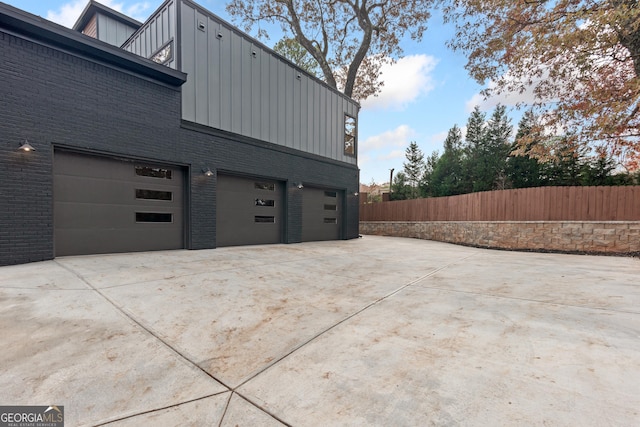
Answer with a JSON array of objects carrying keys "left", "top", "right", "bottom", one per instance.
[{"left": 4, "top": 0, "right": 527, "bottom": 185}]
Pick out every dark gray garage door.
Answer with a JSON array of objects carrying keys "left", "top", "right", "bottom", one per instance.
[
  {"left": 54, "top": 151, "right": 184, "bottom": 256},
  {"left": 216, "top": 174, "right": 284, "bottom": 247},
  {"left": 302, "top": 187, "right": 343, "bottom": 241}
]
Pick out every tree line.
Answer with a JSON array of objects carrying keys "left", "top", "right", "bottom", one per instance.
[
  {"left": 391, "top": 105, "right": 640, "bottom": 201},
  {"left": 228, "top": 1, "right": 640, "bottom": 169}
]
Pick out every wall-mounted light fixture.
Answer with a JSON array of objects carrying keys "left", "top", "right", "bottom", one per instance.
[
  {"left": 18, "top": 140, "right": 35, "bottom": 152},
  {"left": 202, "top": 167, "right": 214, "bottom": 177},
  {"left": 294, "top": 182, "right": 304, "bottom": 189},
  {"left": 216, "top": 31, "right": 223, "bottom": 39},
  {"left": 354, "top": 192, "right": 359, "bottom": 196}
]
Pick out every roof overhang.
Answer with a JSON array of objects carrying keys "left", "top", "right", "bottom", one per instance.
[
  {"left": 0, "top": 2, "right": 186, "bottom": 87},
  {"left": 72, "top": 0, "right": 142, "bottom": 32}
]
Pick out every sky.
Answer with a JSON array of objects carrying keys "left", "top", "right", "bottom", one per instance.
[{"left": 4, "top": 0, "right": 529, "bottom": 185}]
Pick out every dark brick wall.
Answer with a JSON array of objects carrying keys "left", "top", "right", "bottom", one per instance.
[{"left": 0, "top": 30, "right": 359, "bottom": 266}]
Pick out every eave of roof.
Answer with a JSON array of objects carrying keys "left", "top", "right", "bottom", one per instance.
[
  {"left": 72, "top": 0, "right": 142, "bottom": 32},
  {"left": 0, "top": 2, "right": 186, "bottom": 87}
]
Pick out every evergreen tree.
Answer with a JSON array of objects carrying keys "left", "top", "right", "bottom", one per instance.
[
  {"left": 464, "top": 105, "right": 512, "bottom": 192},
  {"left": 507, "top": 110, "right": 542, "bottom": 188},
  {"left": 479, "top": 104, "right": 512, "bottom": 191},
  {"left": 540, "top": 136, "right": 589, "bottom": 186},
  {"left": 420, "top": 150, "right": 440, "bottom": 197},
  {"left": 431, "top": 125, "right": 465, "bottom": 196},
  {"left": 583, "top": 153, "right": 634, "bottom": 186},
  {"left": 390, "top": 171, "right": 413, "bottom": 200},
  {"left": 402, "top": 141, "right": 425, "bottom": 199},
  {"left": 461, "top": 106, "right": 486, "bottom": 193}
]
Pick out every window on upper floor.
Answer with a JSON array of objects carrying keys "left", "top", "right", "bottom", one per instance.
[
  {"left": 344, "top": 114, "right": 356, "bottom": 156},
  {"left": 150, "top": 40, "right": 173, "bottom": 65}
]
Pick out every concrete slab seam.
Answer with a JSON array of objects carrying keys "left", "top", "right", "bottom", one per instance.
[
  {"left": 233, "top": 251, "right": 482, "bottom": 391},
  {"left": 52, "top": 260, "right": 233, "bottom": 390},
  {"left": 0, "top": 285, "right": 95, "bottom": 291},
  {"left": 228, "top": 392, "right": 294, "bottom": 427},
  {"left": 93, "top": 392, "right": 230, "bottom": 426},
  {"left": 52, "top": 259, "right": 301, "bottom": 427},
  {"left": 216, "top": 392, "right": 234, "bottom": 427}
]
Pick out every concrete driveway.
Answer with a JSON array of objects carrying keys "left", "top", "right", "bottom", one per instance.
[{"left": 1, "top": 236, "right": 639, "bottom": 426}]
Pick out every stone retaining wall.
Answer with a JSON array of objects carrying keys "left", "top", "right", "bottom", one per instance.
[{"left": 360, "top": 221, "right": 640, "bottom": 254}]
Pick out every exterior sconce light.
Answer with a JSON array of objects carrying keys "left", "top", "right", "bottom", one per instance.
[
  {"left": 294, "top": 182, "right": 304, "bottom": 189},
  {"left": 216, "top": 31, "right": 223, "bottom": 39},
  {"left": 354, "top": 192, "right": 359, "bottom": 196},
  {"left": 203, "top": 167, "right": 214, "bottom": 177},
  {"left": 18, "top": 140, "right": 36, "bottom": 152}
]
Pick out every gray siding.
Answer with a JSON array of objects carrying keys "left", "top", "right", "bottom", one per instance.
[
  {"left": 122, "top": 0, "right": 359, "bottom": 165},
  {"left": 122, "top": 0, "right": 177, "bottom": 69},
  {"left": 179, "top": 0, "right": 359, "bottom": 165},
  {"left": 97, "top": 14, "right": 137, "bottom": 47}
]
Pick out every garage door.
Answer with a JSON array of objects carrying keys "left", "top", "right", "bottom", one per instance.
[
  {"left": 216, "top": 174, "right": 284, "bottom": 247},
  {"left": 301, "top": 187, "right": 343, "bottom": 241},
  {"left": 54, "top": 151, "right": 184, "bottom": 256}
]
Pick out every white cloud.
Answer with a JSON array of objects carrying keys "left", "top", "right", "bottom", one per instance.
[
  {"left": 465, "top": 78, "right": 539, "bottom": 112},
  {"left": 358, "top": 125, "right": 418, "bottom": 184},
  {"left": 429, "top": 130, "right": 448, "bottom": 146},
  {"left": 464, "top": 60, "right": 568, "bottom": 113},
  {"left": 47, "top": 0, "right": 95, "bottom": 27},
  {"left": 362, "top": 54, "right": 438, "bottom": 111},
  {"left": 360, "top": 125, "right": 416, "bottom": 151},
  {"left": 380, "top": 149, "right": 405, "bottom": 161},
  {"left": 47, "top": 0, "right": 153, "bottom": 28},
  {"left": 125, "top": 2, "right": 152, "bottom": 20}
]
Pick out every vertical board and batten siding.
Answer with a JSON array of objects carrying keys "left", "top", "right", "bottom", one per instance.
[
  {"left": 97, "top": 14, "right": 138, "bottom": 47},
  {"left": 122, "top": 0, "right": 359, "bottom": 164},
  {"left": 121, "top": 0, "right": 177, "bottom": 69},
  {"left": 179, "top": 0, "right": 359, "bottom": 165}
]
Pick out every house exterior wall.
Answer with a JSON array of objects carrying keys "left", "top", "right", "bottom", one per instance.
[
  {"left": 97, "top": 13, "right": 138, "bottom": 47},
  {"left": 122, "top": 0, "right": 177, "bottom": 67},
  {"left": 0, "top": 30, "right": 183, "bottom": 265},
  {"left": 123, "top": 0, "right": 359, "bottom": 165},
  {"left": 0, "top": 26, "right": 359, "bottom": 266}
]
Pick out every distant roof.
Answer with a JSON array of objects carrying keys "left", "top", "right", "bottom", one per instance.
[{"left": 72, "top": 0, "right": 142, "bottom": 32}]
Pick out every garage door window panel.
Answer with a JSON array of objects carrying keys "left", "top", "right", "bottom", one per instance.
[
  {"left": 135, "top": 166, "right": 173, "bottom": 179},
  {"left": 135, "top": 212, "right": 173, "bottom": 223},
  {"left": 255, "top": 215, "right": 276, "bottom": 223},
  {"left": 136, "top": 189, "right": 173, "bottom": 201},
  {"left": 255, "top": 198, "right": 275, "bottom": 207},
  {"left": 255, "top": 182, "right": 275, "bottom": 191}
]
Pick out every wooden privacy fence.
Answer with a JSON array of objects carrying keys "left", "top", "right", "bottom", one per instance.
[{"left": 360, "top": 186, "right": 640, "bottom": 222}]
